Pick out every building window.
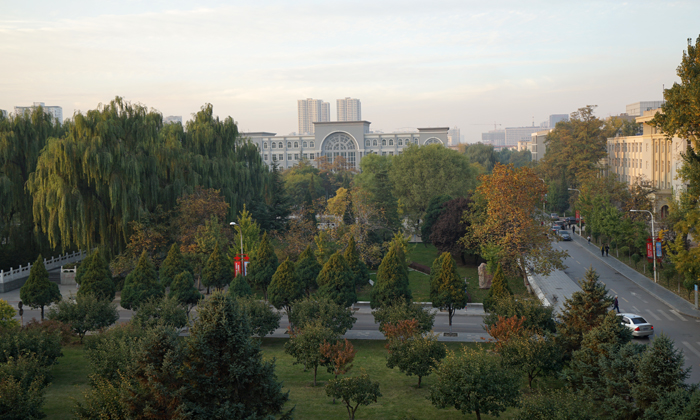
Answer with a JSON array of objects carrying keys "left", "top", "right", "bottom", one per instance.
[
  {"left": 278, "top": 142, "right": 283, "bottom": 149},
  {"left": 287, "top": 142, "right": 291, "bottom": 148},
  {"left": 264, "top": 154, "right": 268, "bottom": 160},
  {"left": 389, "top": 139, "right": 394, "bottom": 146},
  {"left": 294, "top": 142, "right": 299, "bottom": 148},
  {"left": 288, "top": 154, "right": 292, "bottom": 160},
  {"left": 303, "top": 153, "right": 308, "bottom": 159},
  {"left": 264, "top": 142, "right": 268, "bottom": 149},
  {"left": 365, "top": 140, "right": 370, "bottom": 147},
  {"left": 294, "top": 153, "right": 299, "bottom": 160},
  {"left": 303, "top": 141, "right": 308, "bottom": 147},
  {"left": 310, "top": 153, "right": 315, "bottom": 160},
  {"left": 382, "top": 152, "right": 386, "bottom": 156},
  {"left": 414, "top": 139, "right": 419, "bottom": 144},
  {"left": 373, "top": 139, "right": 377, "bottom": 146},
  {"left": 389, "top": 151, "right": 394, "bottom": 156},
  {"left": 310, "top": 141, "right": 315, "bottom": 147},
  {"left": 398, "top": 139, "right": 403, "bottom": 146},
  {"left": 271, "top": 142, "right": 277, "bottom": 149},
  {"left": 272, "top": 155, "right": 277, "bottom": 161},
  {"left": 382, "top": 139, "right": 386, "bottom": 146}
]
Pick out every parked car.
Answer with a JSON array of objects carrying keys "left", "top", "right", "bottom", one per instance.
[
  {"left": 565, "top": 216, "right": 578, "bottom": 224},
  {"left": 550, "top": 213, "right": 559, "bottom": 220},
  {"left": 554, "top": 220, "right": 566, "bottom": 227},
  {"left": 551, "top": 225, "right": 562, "bottom": 233},
  {"left": 557, "top": 230, "right": 572, "bottom": 241},
  {"left": 618, "top": 313, "right": 654, "bottom": 338}
]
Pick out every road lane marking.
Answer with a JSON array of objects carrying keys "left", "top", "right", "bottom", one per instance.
[
  {"left": 622, "top": 297, "right": 630, "bottom": 303},
  {"left": 645, "top": 310, "right": 661, "bottom": 321},
  {"left": 670, "top": 310, "right": 688, "bottom": 321},
  {"left": 632, "top": 306, "right": 640, "bottom": 313},
  {"left": 658, "top": 310, "right": 675, "bottom": 321},
  {"left": 682, "top": 342, "right": 700, "bottom": 358}
]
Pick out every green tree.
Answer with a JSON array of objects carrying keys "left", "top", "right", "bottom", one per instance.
[
  {"left": 289, "top": 296, "right": 357, "bottom": 335},
  {"left": 370, "top": 240, "right": 411, "bottom": 309},
  {"left": 558, "top": 267, "right": 613, "bottom": 354},
  {"left": 228, "top": 274, "right": 253, "bottom": 298},
  {"left": 386, "top": 333, "right": 446, "bottom": 388},
  {"left": 420, "top": 194, "right": 452, "bottom": 246},
  {"left": 236, "top": 296, "right": 281, "bottom": 338},
  {"left": 0, "top": 298, "right": 19, "bottom": 329},
  {"left": 132, "top": 296, "right": 188, "bottom": 329},
  {"left": 483, "top": 295, "right": 556, "bottom": 334},
  {"left": 83, "top": 322, "right": 146, "bottom": 385},
  {"left": 120, "top": 251, "right": 163, "bottom": 310},
  {"left": 284, "top": 318, "right": 338, "bottom": 386},
  {"left": 430, "top": 252, "right": 468, "bottom": 332},
  {"left": 247, "top": 232, "right": 279, "bottom": 300},
  {"left": 353, "top": 153, "right": 400, "bottom": 235},
  {"left": 517, "top": 389, "right": 597, "bottom": 420},
  {"left": 231, "top": 204, "right": 261, "bottom": 255},
  {"left": 498, "top": 332, "right": 563, "bottom": 388},
  {"left": 19, "top": 255, "right": 61, "bottom": 320},
  {"left": 343, "top": 236, "right": 370, "bottom": 289},
  {"left": 0, "top": 326, "right": 63, "bottom": 369},
  {"left": 371, "top": 299, "right": 435, "bottom": 334},
  {"left": 258, "top": 161, "right": 292, "bottom": 232},
  {"left": 316, "top": 252, "right": 357, "bottom": 308},
  {"left": 201, "top": 243, "right": 231, "bottom": 292},
  {"left": 159, "top": 243, "right": 191, "bottom": 288},
  {"left": 268, "top": 258, "right": 304, "bottom": 316},
  {"left": 48, "top": 295, "right": 119, "bottom": 343},
  {"left": 483, "top": 263, "right": 512, "bottom": 312},
  {"left": 325, "top": 373, "right": 382, "bottom": 420},
  {"left": 0, "top": 359, "right": 48, "bottom": 420},
  {"left": 296, "top": 245, "right": 322, "bottom": 296},
  {"left": 168, "top": 271, "right": 202, "bottom": 316},
  {"left": 430, "top": 197, "right": 473, "bottom": 264},
  {"left": 76, "top": 249, "right": 116, "bottom": 301},
  {"left": 429, "top": 347, "right": 520, "bottom": 420}
]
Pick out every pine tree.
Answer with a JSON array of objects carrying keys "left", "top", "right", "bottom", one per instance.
[
  {"left": 483, "top": 263, "right": 512, "bottom": 311},
  {"left": 344, "top": 236, "right": 370, "bottom": 289},
  {"left": 159, "top": 243, "right": 191, "bottom": 288},
  {"left": 201, "top": 243, "right": 231, "bottom": 292},
  {"left": 120, "top": 251, "right": 163, "bottom": 310},
  {"left": 247, "top": 232, "right": 279, "bottom": 300},
  {"left": 296, "top": 245, "right": 321, "bottom": 296},
  {"left": 229, "top": 275, "right": 253, "bottom": 299},
  {"left": 558, "top": 266, "right": 613, "bottom": 354},
  {"left": 19, "top": 255, "right": 61, "bottom": 320},
  {"left": 168, "top": 271, "right": 202, "bottom": 316},
  {"left": 316, "top": 252, "right": 357, "bottom": 308},
  {"left": 370, "top": 240, "right": 412, "bottom": 309},
  {"left": 76, "top": 249, "right": 116, "bottom": 301},
  {"left": 430, "top": 252, "right": 468, "bottom": 331},
  {"left": 268, "top": 258, "right": 304, "bottom": 315}
]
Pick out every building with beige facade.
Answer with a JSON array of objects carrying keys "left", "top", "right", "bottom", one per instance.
[{"left": 606, "top": 109, "right": 689, "bottom": 216}]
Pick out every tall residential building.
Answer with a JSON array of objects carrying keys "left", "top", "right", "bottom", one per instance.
[
  {"left": 14, "top": 102, "right": 63, "bottom": 123},
  {"left": 530, "top": 129, "right": 552, "bottom": 161},
  {"left": 447, "top": 127, "right": 461, "bottom": 146},
  {"left": 549, "top": 114, "right": 569, "bottom": 128},
  {"left": 163, "top": 115, "right": 183, "bottom": 125},
  {"left": 0, "top": 109, "right": 7, "bottom": 119},
  {"left": 298, "top": 98, "right": 330, "bottom": 134},
  {"left": 626, "top": 101, "right": 664, "bottom": 117},
  {"left": 337, "top": 97, "right": 361, "bottom": 122}
]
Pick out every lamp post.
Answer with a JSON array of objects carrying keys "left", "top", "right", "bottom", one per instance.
[
  {"left": 229, "top": 222, "right": 243, "bottom": 255},
  {"left": 568, "top": 188, "right": 581, "bottom": 234},
  {"left": 630, "top": 209, "right": 656, "bottom": 283}
]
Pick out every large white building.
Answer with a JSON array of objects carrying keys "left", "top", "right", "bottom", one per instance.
[
  {"left": 337, "top": 97, "right": 361, "bottom": 122},
  {"left": 242, "top": 121, "right": 448, "bottom": 170},
  {"left": 626, "top": 101, "right": 664, "bottom": 117},
  {"left": 14, "top": 102, "right": 63, "bottom": 123},
  {"left": 297, "top": 98, "right": 330, "bottom": 135}
]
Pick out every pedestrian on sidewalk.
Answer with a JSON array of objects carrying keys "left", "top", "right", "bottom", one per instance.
[
  {"left": 601, "top": 244, "right": 605, "bottom": 257},
  {"left": 605, "top": 244, "right": 610, "bottom": 257},
  {"left": 587, "top": 235, "right": 591, "bottom": 244},
  {"left": 613, "top": 295, "right": 620, "bottom": 313},
  {"left": 572, "top": 225, "right": 576, "bottom": 235}
]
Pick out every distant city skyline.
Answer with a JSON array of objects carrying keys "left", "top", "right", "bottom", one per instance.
[{"left": 1, "top": 1, "right": 695, "bottom": 142}]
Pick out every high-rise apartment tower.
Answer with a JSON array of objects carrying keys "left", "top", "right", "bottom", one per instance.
[
  {"left": 337, "top": 97, "right": 361, "bottom": 122},
  {"left": 14, "top": 102, "right": 63, "bottom": 123},
  {"left": 298, "top": 98, "right": 330, "bottom": 134}
]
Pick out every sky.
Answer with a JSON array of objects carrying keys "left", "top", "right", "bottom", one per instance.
[{"left": 1, "top": 0, "right": 698, "bottom": 143}]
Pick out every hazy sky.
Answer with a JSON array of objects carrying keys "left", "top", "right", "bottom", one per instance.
[{"left": 1, "top": 0, "right": 697, "bottom": 142}]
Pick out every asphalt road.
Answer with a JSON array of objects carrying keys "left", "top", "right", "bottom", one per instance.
[{"left": 556, "top": 239, "right": 700, "bottom": 384}]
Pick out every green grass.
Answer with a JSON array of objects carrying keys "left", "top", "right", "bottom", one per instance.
[{"left": 43, "top": 345, "right": 90, "bottom": 419}]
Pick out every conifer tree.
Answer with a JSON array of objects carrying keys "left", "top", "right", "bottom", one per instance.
[
  {"left": 430, "top": 252, "right": 468, "bottom": 331},
  {"left": 159, "top": 243, "right": 191, "bottom": 288},
  {"left": 483, "top": 263, "right": 512, "bottom": 311},
  {"left": 296, "top": 245, "right": 321, "bottom": 296},
  {"left": 201, "top": 243, "right": 231, "bottom": 292},
  {"left": 229, "top": 275, "right": 253, "bottom": 299},
  {"left": 120, "top": 251, "right": 163, "bottom": 310},
  {"left": 168, "top": 271, "right": 202, "bottom": 316},
  {"left": 316, "top": 252, "right": 357, "bottom": 308},
  {"left": 19, "top": 255, "right": 61, "bottom": 320},
  {"left": 558, "top": 266, "right": 613, "bottom": 354},
  {"left": 370, "top": 240, "right": 412, "bottom": 309},
  {"left": 76, "top": 249, "right": 116, "bottom": 301},
  {"left": 290, "top": 296, "right": 357, "bottom": 335},
  {"left": 268, "top": 258, "right": 304, "bottom": 316},
  {"left": 344, "top": 236, "right": 370, "bottom": 289},
  {"left": 247, "top": 232, "right": 279, "bottom": 300}
]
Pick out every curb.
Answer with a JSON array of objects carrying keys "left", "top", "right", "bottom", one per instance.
[{"left": 571, "top": 233, "right": 700, "bottom": 320}]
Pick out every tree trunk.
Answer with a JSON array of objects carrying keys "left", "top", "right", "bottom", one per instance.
[
  {"left": 448, "top": 309, "right": 454, "bottom": 334},
  {"left": 418, "top": 375, "right": 422, "bottom": 388},
  {"left": 40, "top": 305, "right": 44, "bottom": 320},
  {"left": 476, "top": 409, "right": 481, "bottom": 420},
  {"left": 314, "top": 365, "right": 318, "bottom": 387}
]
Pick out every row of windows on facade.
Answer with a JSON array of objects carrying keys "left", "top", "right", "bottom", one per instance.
[
  {"left": 261, "top": 138, "right": 419, "bottom": 150},
  {"left": 617, "top": 174, "right": 671, "bottom": 190},
  {"left": 611, "top": 158, "right": 671, "bottom": 172},
  {"left": 263, "top": 150, "right": 402, "bottom": 162},
  {"left": 609, "top": 140, "right": 675, "bottom": 153}
]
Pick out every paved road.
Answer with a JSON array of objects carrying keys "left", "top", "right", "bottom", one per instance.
[{"left": 556, "top": 238, "right": 700, "bottom": 384}]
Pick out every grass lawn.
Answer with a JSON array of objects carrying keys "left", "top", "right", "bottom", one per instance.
[{"left": 43, "top": 345, "right": 90, "bottom": 419}]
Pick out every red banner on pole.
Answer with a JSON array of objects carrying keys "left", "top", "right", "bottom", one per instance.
[
  {"left": 234, "top": 254, "right": 250, "bottom": 277},
  {"left": 646, "top": 238, "right": 653, "bottom": 259},
  {"left": 575, "top": 210, "right": 580, "bottom": 221}
]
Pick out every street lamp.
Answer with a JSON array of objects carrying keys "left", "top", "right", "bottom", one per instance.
[
  {"left": 229, "top": 222, "right": 243, "bottom": 255},
  {"left": 630, "top": 209, "right": 657, "bottom": 283},
  {"left": 568, "top": 188, "right": 582, "bottom": 235}
]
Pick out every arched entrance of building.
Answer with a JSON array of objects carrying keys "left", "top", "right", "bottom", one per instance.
[{"left": 321, "top": 132, "right": 359, "bottom": 169}]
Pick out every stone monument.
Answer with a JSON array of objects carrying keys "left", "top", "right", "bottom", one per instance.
[{"left": 478, "top": 263, "right": 493, "bottom": 289}]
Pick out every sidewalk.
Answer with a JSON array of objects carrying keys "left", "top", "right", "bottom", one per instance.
[
  {"left": 571, "top": 231, "right": 700, "bottom": 319},
  {"left": 527, "top": 269, "right": 581, "bottom": 314}
]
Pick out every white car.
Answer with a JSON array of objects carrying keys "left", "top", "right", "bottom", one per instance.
[{"left": 618, "top": 313, "right": 654, "bottom": 338}]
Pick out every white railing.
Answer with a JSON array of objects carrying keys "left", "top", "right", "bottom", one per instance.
[{"left": 0, "top": 250, "right": 87, "bottom": 285}]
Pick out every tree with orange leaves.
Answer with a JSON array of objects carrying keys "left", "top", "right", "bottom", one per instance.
[
  {"left": 320, "top": 338, "right": 357, "bottom": 380},
  {"left": 463, "top": 163, "right": 568, "bottom": 281}
]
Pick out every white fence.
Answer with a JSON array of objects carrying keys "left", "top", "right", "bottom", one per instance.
[{"left": 0, "top": 250, "right": 87, "bottom": 286}]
